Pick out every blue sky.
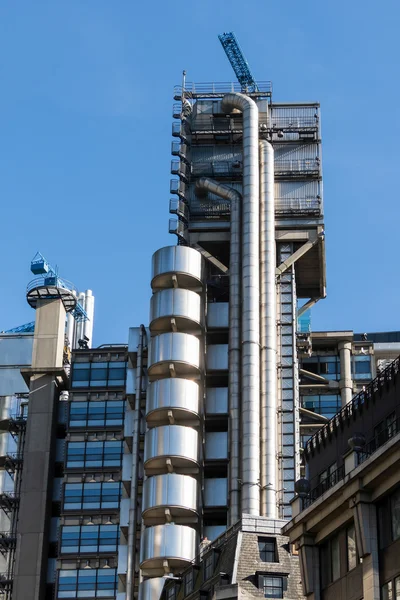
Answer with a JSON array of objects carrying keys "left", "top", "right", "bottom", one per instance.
[{"left": 1, "top": 0, "right": 399, "bottom": 344}]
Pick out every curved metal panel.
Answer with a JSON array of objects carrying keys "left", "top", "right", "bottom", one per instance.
[
  {"left": 148, "top": 333, "right": 201, "bottom": 379},
  {"left": 151, "top": 246, "right": 204, "bottom": 291},
  {"left": 144, "top": 425, "right": 199, "bottom": 473},
  {"left": 146, "top": 379, "right": 200, "bottom": 426},
  {"left": 142, "top": 474, "right": 198, "bottom": 524},
  {"left": 139, "top": 578, "right": 166, "bottom": 600},
  {"left": 140, "top": 524, "right": 197, "bottom": 572},
  {"left": 150, "top": 289, "right": 204, "bottom": 334}
]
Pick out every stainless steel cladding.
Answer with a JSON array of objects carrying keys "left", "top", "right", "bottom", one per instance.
[
  {"left": 206, "top": 302, "right": 229, "bottom": 329},
  {"left": 148, "top": 332, "right": 201, "bottom": 379},
  {"left": 139, "top": 578, "right": 166, "bottom": 600},
  {"left": 140, "top": 524, "right": 198, "bottom": 575},
  {"left": 205, "top": 388, "right": 228, "bottom": 415},
  {"left": 146, "top": 379, "right": 200, "bottom": 427},
  {"left": 259, "top": 141, "right": 277, "bottom": 519},
  {"left": 221, "top": 93, "right": 261, "bottom": 516},
  {"left": 142, "top": 473, "right": 198, "bottom": 524},
  {"left": 149, "top": 289, "right": 204, "bottom": 334},
  {"left": 204, "top": 478, "right": 228, "bottom": 507},
  {"left": 151, "top": 246, "right": 204, "bottom": 291},
  {"left": 144, "top": 425, "right": 199, "bottom": 474},
  {"left": 206, "top": 345, "right": 228, "bottom": 371}
]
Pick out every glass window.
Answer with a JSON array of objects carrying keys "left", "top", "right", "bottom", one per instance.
[
  {"left": 184, "top": 570, "right": 193, "bottom": 595},
  {"left": 391, "top": 488, "right": 400, "bottom": 541},
  {"left": 347, "top": 525, "right": 357, "bottom": 571},
  {"left": 331, "top": 535, "right": 340, "bottom": 581},
  {"left": 352, "top": 355, "right": 372, "bottom": 379},
  {"left": 69, "top": 401, "right": 124, "bottom": 428},
  {"left": 382, "top": 581, "right": 393, "bottom": 600},
  {"left": 71, "top": 361, "right": 127, "bottom": 389},
  {"left": 258, "top": 538, "right": 277, "bottom": 562},
  {"left": 60, "top": 525, "right": 119, "bottom": 554},
  {"left": 263, "top": 576, "right": 283, "bottom": 599},
  {"left": 57, "top": 568, "right": 117, "bottom": 598},
  {"left": 166, "top": 586, "right": 176, "bottom": 600},
  {"left": 204, "top": 552, "right": 214, "bottom": 580},
  {"left": 395, "top": 576, "right": 400, "bottom": 600},
  {"left": 64, "top": 483, "right": 121, "bottom": 511},
  {"left": 66, "top": 441, "right": 123, "bottom": 469}
]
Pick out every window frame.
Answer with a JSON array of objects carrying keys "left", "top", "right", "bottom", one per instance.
[
  {"left": 258, "top": 537, "right": 277, "bottom": 563},
  {"left": 261, "top": 575, "right": 284, "bottom": 599},
  {"left": 203, "top": 552, "right": 214, "bottom": 581}
]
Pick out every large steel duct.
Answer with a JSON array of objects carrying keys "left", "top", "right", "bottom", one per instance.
[
  {"left": 259, "top": 141, "right": 277, "bottom": 518},
  {"left": 196, "top": 178, "right": 241, "bottom": 524},
  {"left": 221, "top": 93, "right": 260, "bottom": 515}
]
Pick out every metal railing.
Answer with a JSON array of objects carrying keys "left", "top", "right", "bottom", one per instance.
[
  {"left": 274, "top": 159, "right": 320, "bottom": 175},
  {"left": 358, "top": 415, "right": 400, "bottom": 464},
  {"left": 269, "top": 116, "right": 318, "bottom": 130},
  {"left": 305, "top": 356, "right": 400, "bottom": 455},
  {"left": 275, "top": 198, "right": 322, "bottom": 215},
  {"left": 174, "top": 81, "right": 272, "bottom": 98},
  {"left": 303, "top": 464, "right": 345, "bottom": 508}
]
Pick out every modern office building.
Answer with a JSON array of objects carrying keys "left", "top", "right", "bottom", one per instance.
[
  {"left": 283, "top": 355, "right": 400, "bottom": 600},
  {"left": 1, "top": 62, "right": 399, "bottom": 600}
]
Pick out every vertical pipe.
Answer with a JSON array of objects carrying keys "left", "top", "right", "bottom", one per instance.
[
  {"left": 126, "top": 325, "right": 145, "bottom": 600},
  {"left": 75, "top": 292, "right": 85, "bottom": 345},
  {"left": 195, "top": 178, "right": 241, "bottom": 524},
  {"left": 66, "top": 314, "right": 75, "bottom": 350},
  {"left": 83, "top": 290, "right": 95, "bottom": 348},
  {"left": 339, "top": 341, "right": 353, "bottom": 406},
  {"left": 259, "top": 141, "right": 277, "bottom": 518},
  {"left": 221, "top": 93, "right": 260, "bottom": 516}
]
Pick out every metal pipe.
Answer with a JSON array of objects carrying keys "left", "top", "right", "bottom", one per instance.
[
  {"left": 83, "top": 290, "right": 95, "bottom": 348},
  {"left": 339, "top": 341, "right": 353, "bottom": 406},
  {"left": 196, "top": 178, "right": 241, "bottom": 524},
  {"left": 259, "top": 141, "right": 277, "bottom": 518},
  {"left": 126, "top": 325, "right": 146, "bottom": 600},
  {"left": 221, "top": 93, "right": 260, "bottom": 515}
]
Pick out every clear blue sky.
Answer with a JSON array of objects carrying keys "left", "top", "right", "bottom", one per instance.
[{"left": 1, "top": 0, "right": 399, "bottom": 344}]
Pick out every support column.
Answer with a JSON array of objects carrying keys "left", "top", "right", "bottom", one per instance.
[
  {"left": 339, "top": 341, "right": 353, "bottom": 406},
  {"left": 298, "top": 535, "right": 320, "bottom": 600},
  {"left": 13, "top": 299, "right": 67, "bottom": 600},
  {"left": 350, "top": 492, "right": 380, "bottom": 600}
]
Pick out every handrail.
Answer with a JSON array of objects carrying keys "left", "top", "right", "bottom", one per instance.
[
  {"left": 305, "top": 355, "right": 400, "bottom": 455},
  {"left": 303, "top": 464, "right": 345, "bottom": 508}
]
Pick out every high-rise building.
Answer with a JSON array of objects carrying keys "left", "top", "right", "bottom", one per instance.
[{"left": 1, "top": 68, "right": 400, "bottom": 600}]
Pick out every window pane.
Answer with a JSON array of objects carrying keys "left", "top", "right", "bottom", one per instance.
[
  {"left": 382, "top": 581, "right": 393, "bottom": 600},
  {"left": 347, "top": 525, "right": 357, "bottom": 570},
  {"left": 263, "top": 576, "right": 283, "bottom": 598},
  {"left": 391, "top": 489, "right": 400, "bottom": 541},
  {"left": 331, "top": 536, "right": 340, "bottom": 581}
]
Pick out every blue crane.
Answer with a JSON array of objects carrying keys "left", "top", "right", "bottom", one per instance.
[{"left": 218, "top": 32, "right": 259, "bottom": 92}]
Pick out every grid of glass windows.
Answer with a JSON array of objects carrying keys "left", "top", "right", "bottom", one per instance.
[
  {"left": 302, "top": 395, "right": 341, "bottom": 419},
  {"left": 69, "top": 401, "right": 124, "bottom": 428},
  {"left": 258, "top": 538, "right": 277, "bottom": 562},
  {"left": 262, "top": 576, "right": 283, "bottom": 598},
  {"left": 57, "top": 568, "right": 117, "bottom": 598},
  {"left": 64, "top": 483, "right": 122, "bottom": 511},
  {"left": 60, "top": 525, "right": 119, "bottom": 554},
  {"left": 302, "top": 356, "right": 340, "bottom": 380},
  {"left": 66, "top": 442, "right": 123, "bottom": 469},
  {"left": 72, "top": 362, "right": 126, "bottom": 389}
]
